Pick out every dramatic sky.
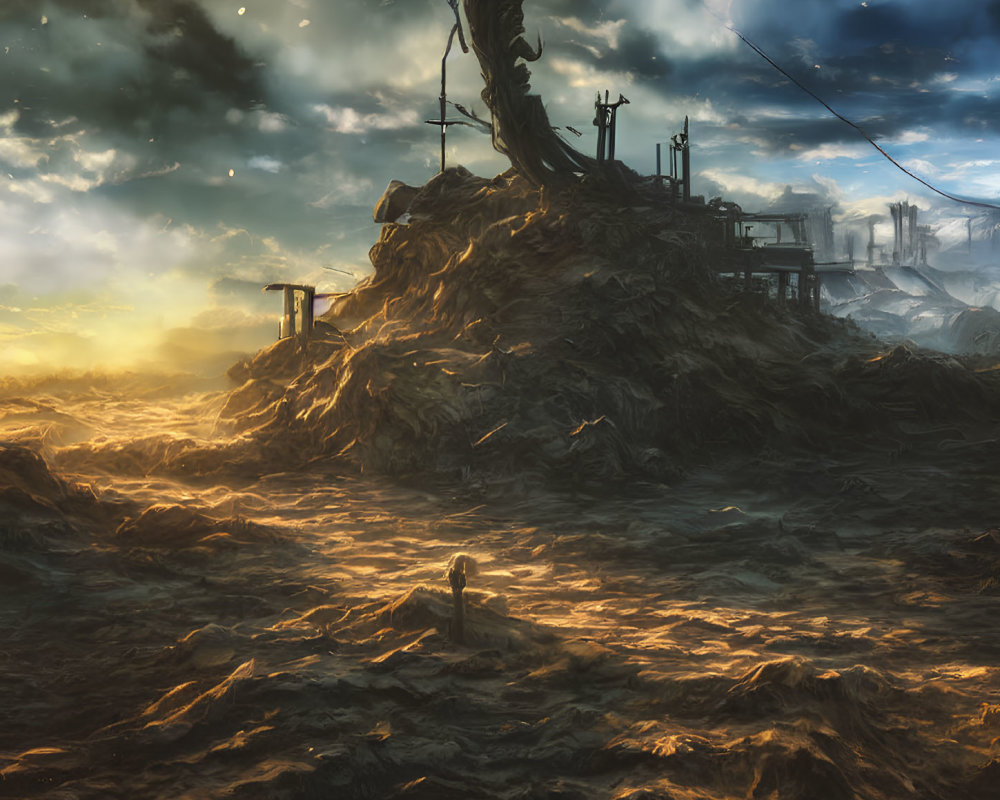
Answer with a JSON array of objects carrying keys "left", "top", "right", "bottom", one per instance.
[{"left": 2, "top": 0, "right": 999, "bottom": 374}]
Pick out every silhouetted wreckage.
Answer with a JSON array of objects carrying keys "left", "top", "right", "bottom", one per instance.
[
  {"left": 461, "top": 0, "right": 601, "bottom": 186},
  {"left": 593, "top": 91, "right": 629, "bottom": 163}
]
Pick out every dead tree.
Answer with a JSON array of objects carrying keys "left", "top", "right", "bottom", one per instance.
[{"left": 462, "top": 0, "right": 599, "bottom": 186}]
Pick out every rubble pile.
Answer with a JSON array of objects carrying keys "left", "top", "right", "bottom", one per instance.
[{"left": 220, "top": 167, "right": 1000, "bottom": 486}]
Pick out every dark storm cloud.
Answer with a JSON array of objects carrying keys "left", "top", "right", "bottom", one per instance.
[
  {"left": 140, "top": 0, "right": 261, "bottom": 106},
  {"left": 736, "top": 0, "right": 994, "bottom": 54},
  {"left": 664, "top": 0, "right": 1000, "bottom": 160},
  {"left": 562, "top": 27, "right": 672, "bottom": 80},
  {"left": 677, "top": 29, "right": 951, "bottom": 105},
  {"left": 832, "top": 2, "right": 990, "bottom": 48},
  {"left": 1, "top": 0, "right": 261, "bottom": 139}
]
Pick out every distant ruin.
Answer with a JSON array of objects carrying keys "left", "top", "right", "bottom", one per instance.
[{"left": 263, "top": 283, "right": 315, "bottom": 342}]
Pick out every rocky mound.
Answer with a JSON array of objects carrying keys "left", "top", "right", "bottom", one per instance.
[{"left": 218, "top": 167, "right": 1000, "bottom": 487}]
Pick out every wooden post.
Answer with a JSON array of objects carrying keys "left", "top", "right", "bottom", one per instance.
[
  {"left": 609, "top": 102, "right": 618, "bottom": 160},
  {"left": 448, "top": 564, "right": 467, "bottom": 644},
  {"left": 681, "top": 116, "right": 691, "bottom": 202},
  {"left": 299, "top": 287, "right": 315, "bottom": 342},
  {"left": 282, "top": 286, "right": 295, "bottom": 339},
  {"left": 777, "top": 272, "right": 788, "bottom": 305},
  {"left": 447, "top": 553, "right": 478, "bottom": 646},
  {"left": 595, "top": 91, "right": 608, "bottom": 162},
  {"left": 656, "top": 142, "right": 661, "bottom": 185}
]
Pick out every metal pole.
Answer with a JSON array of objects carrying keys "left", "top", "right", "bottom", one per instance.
[
  {"left": 681, "top": 116, "right": 691, "bottom": 202},
  {"left": 439, "top": 95, "right": 447, "bottom": 173},
  {"left": 608, "top": 108, "right": 618, "bottom": 161},
  {"left": 438, "top": 25, "right": 458, "bottom": 173}
]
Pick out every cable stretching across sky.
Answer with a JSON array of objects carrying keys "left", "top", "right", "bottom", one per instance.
[{"left": 698, "top": 1, "right": 1000, "bottom": 213}]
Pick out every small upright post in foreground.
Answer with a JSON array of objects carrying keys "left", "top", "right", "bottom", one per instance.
[{"left": 447, "top": 553, "right": 477, "bottom": 645}]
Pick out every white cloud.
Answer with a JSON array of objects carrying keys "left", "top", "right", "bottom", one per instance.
[
  {"left": 256, "top": 111, "right": 288, "bottom": 133},
  {"left": 0, "top": 137, "right": 48, "bottom": 169},
  {"left": 900, "top": 158, "right": 940, "bottom": 177},
  {"left": 7, "top": 178, "right": 56, "bottom": 204},
  {"left": 699, "top": 168, "right": 784, "bottom": 203},
  {"left": 312, "top": 104, "right": 419, "bottom": 134},
  {"left": 795, "top": 143, "right": 867, "bottom": 162},
  {"left": 552, "top": 17, "right": 627, "bottom": 49},
  {"left": 791, "top": 37, "right": 819, "bottom": 68},
  {"left": 811, "top": 173, "right": 844, "bottom": 202},
  {"left": 310, "top": 170, "right": 375, "bottom": 207},
  {"left": 75, "top": 148, "right": 117, "bottom": 173},
  {"left": 887, "top": 129, "right": 931, "bottom": 145},
  {"left": 547, "top": 57, "right": 634, "bottom": 89},
  {"left": 837, "top": 190, "right": 914, "bottom": 223},
  {"left": 0, "top": 109, "right": 19, "bottom": 131},
  {"left": 248, "top": 155, "right": 283, "bottom": 173}
]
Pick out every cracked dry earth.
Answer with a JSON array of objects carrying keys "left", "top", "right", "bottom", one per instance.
[{"left": 1, "top": 378, "right": 1000, "bottom": 799}]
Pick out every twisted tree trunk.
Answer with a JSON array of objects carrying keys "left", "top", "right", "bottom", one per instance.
[{"left": 462, "top": 0, "right": 598, "bottom": 186}]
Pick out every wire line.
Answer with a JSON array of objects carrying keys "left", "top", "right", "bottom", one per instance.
[{"left": 701, "top": 3, "right": 1000, "bottom": 213}]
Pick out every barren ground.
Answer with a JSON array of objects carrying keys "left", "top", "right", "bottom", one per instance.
[{"left": 1, "top": 375, "right": 999, "bottom": 799}]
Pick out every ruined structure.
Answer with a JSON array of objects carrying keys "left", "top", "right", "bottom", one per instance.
[
  {"left": 264, "top": 283, "right": 316, "bottom": 342},
  {"left": 593, "top": 91, "right": 629, "bottom": 163},
  {"left": 890, "top": 200, "right": 919, "bottom": 265}
]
